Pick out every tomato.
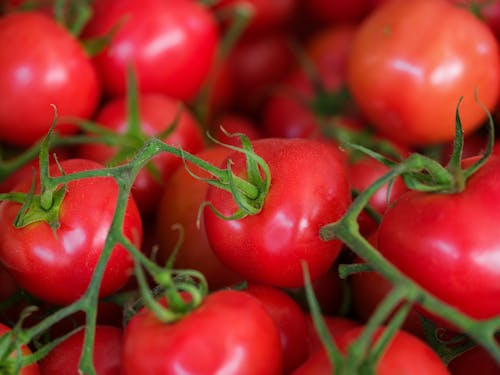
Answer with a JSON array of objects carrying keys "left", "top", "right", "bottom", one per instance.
[
  {"left": 155, "top": 145, "right": 244, "bottom": 291},
  {"left": 293, "top": 326, "right": 450, "bottom": 374},
  {"left": 377, "top": 155, "right": 500, "bottom": 319},
  {"left": 39, "top": 325, "right": 122, "bottom": 375},
  {"left": 262, "top": 24, "right": 357, "bottom": 139},
  {"left": 0, "top": 159, "right": 143, "bottom": 305},
  {"left": 346, "top": 152, "right": 409, "bottom": 234},
  {"left": 77, "top": 93, "right": 205, "bottom": 216},
  {"left": 448, "top": 341, "right": 500, "bottom": 375},
  {"left": 288, "top": 263, "right": 346, "bottom": 316},
  {"left": 0, "top": 12, "right": 100, "bottom": 147},
  {"left": 0, "top": 323, "right": 40, "bottom": 375},
  {"left": 83, "top": 0, "right": 219, "bottom": 102},
  {"left": 204, "top": 138, "right": 351, "bottom": 288},
  {"left": 303, "top": 0, "right": 377, "bottom": 25},
  {"left": 121, "top": 290, "right": 283, "bottom": 374},
  {"left": 209, "top": 113, "right": 262, "bottom": 146},
  {"left": 305, "top": 315, "right": 360, "bottom": 355},
  {"left": 349, "top": 255, "right": 426, "bottom": 340},
  {"left": 245, "top": 283, "right": 309, "bottom": 374},
  {"left": 223, "top": 31, "right": 296, "bottom": 113},
  {"left": 347, "top": 0, "right": 500, "bottom": 146},
  {"left": 214, "top": 0, "right": 298, "bottom": 36},
  {"left": 451, "top": 0, "right": 500, "bottom": 41}
]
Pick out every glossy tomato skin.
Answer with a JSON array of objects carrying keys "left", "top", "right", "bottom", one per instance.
[
  {"left": 0, "top": 12, "right": 100, "bottom": 147},
  {"left": 204, "top": 138, "right": 351, "bottom": 288},
  {"left": 245, "top": 283, "right": 309, "bottom": 374},
  {"left": 347, "top": 155, "right": 408, "bottom": 234},
  {"left": 0, "top": 323, "right": 40, "bottom": 375},
  {"left": 121, "top": 290, "right": 283, "bottom": 374},
  {"left": 39, "top": 325, "right": 122, "bottom": 375},
  {"left": 347, "top": 0, "right": 500, "bottom": 146},
  {"left": 77, "top": 93, "right": 205, "bottom": 216},
  {"left": 83, "top": 0, "right": 219, "bottom": 101},
  {"left": 0, "top": 159, "right": 143, "bottom": 305},
  {"left": 155, "top": 145, "right": 244, "bottom": 291},
  {"left": 377, "top": 155, "right": 500, "bottom": 320},
  {"left": 293, "top": 327, "right": 450, "bottom": 374}
]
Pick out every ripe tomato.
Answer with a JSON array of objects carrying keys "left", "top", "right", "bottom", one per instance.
[
  {"left": 0, "top": 323, "right": 40, "bottom": 375},
  {"left": 83, "top": 0, "right": 219, "bottom": 102},
  {"left": 224, "top": 31, "right": 296, "bottom": 113},
  {"left": 0, "top": 159, "right": 143, "bottom": 305},
  {"left": 0, "top": 12, "right": 100, "bottom": 147},
  {"left": 155, "top": 145, "right": 244, "bottom": 291},
  {"left": 346, "top": 153, "right": 409, "bottom": 234},
  {"left": 209, "top": 113, "right": 262, "bottom": 146},
  {"left": 303, "top": 0, "right": 377, "bottom": 25},
  {"left": 39, "top": 325, "right": 122, "bottom": 375},
  {"left": 121, "top": 290, "right": 283, "bottom": 374},
  {"left": 204, "top": 138, "right": 351, "bottom": 288},
  {"left": 293, "top": 326, "right": 450, "bottom": 374},
  {"left": 245, "top": 283, "right": 309, "bottom": 374},
  {"left": 77, "top": 93, "right": 205, "bottom": 216},
  {"left": 448, "top": 341, "right": 500, "bottom": 375},
  {"left": 347, "top": 0, "right": 500, "bottom": 146},
  {"left": 214, "top": 0, "right": 298, "bottom": 36},
  {"left": 377, "top": 155, "right": 500, "bottom": 319}
]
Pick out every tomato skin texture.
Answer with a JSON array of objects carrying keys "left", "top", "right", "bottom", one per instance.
[
  {"left": 77, "top": 93, "right": 205, "bottom": 216},
  {"left": 155, "top": 146, "right": 244, "bottom": 291},
  {"left": 204, "top": 138, "right": 351, "bottom": 288},
  {"left": 83, "top": 0, "right": 219, "bottom": 101},
  {"left": 0, "top": 12, "right": 100, "bottom": 147},
  {"left": 378, "top": 155, "right": 500, "bottom": 319},
  {"left": 121, "top": 290, "right": 283, "bottom": 375},
  {"left": 245, "top": 283, "right": 309, "bottom": 374},
  {"left": 293, "top": 327, "right": 450, "bottom": 375},
  {"left": 347, "top": 155, "right": 408, "bottom": 234},
  {"left": 39, "top": 325, "right": 122, "bottom": 375},
  {"left": 347, "top": 0, "right": 500, "bottom": 146},
  {"left": 0, "top": 159, "right": 143, "bottom": 305}
]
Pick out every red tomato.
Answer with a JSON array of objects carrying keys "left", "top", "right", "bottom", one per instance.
[
  {"left": 245, "top": 283, "right": 309, "bottom": 374},
  {"left": 448, "top": 341, "right": 500, "bottom": 375},
  {"left": 262, "top": 22, "right": 357, "bottom": 139},
  {"left": 209, "top": 113, "right": 262, "bottom": 146},
  {"left": 0, "top": 12, "right": 100, "bottom": 147},
  {"left": 304, "top": 0, "right": 377, "bottom": 24},
  {"left": 347, "top": 154, "right": 409, "bottom": 234},
  {"left": 223, "top": 31, "right": 296, "bottom": 112},
  {"left": 121, "top": 290, "right": 283, "bottom": 374},
  {"left": 77, "top": 93, "right": 205, "bottom": 216},
  {"left": 155, "top": 145, "right": 244, "bottom": 291},
  {"left": 39, "top": 325, "right": 122, "bottom": 375},
  {"left": 377, "top": 155, "right": 500, "bottom": 319},
  {"left": 305, "top": 315, "right": 360, "bottom": 355},
  {"left": 204, "top": 138, "right": 351, "bottom": 288},
  {"left": 0, "top": 323, "right": 40, "bottom": 375},
  {"left": 293, "top": 326, "right": 450, "bottom": 374},
  {"left": 214, "top": 0, "right": 298, "bottom": 36},
  {"left": 347, "top": 0, "right": 500, "bottom": 146},
  {"left": 349, "top": 256, "right": 426, "bottom": 340},
  {"left": 83, "top": 0, "right": 219, "bottom": 102},
  {"left": 0, "top": 159, "right": 143, "bottom": 305}
]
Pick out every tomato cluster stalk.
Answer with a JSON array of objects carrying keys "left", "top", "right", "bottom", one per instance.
[{"left": 0, "top": 91, "right": 499, "bottom": 374}]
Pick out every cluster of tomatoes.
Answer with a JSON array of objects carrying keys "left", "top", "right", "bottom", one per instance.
[{"left": 1, "top": 0, "right": 500, "bottom": 374}]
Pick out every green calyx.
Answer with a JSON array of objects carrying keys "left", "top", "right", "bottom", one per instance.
[
  {"left": 13, "top": 184, "right": 65, "bottom": 230},
  {"left": 190, "top": 130, "right": 271, "bottom": 222}
]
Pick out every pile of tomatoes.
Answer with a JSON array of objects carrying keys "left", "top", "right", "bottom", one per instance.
[{"left": 1, "top": 0, "right": 500, "bottom": 374}]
